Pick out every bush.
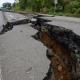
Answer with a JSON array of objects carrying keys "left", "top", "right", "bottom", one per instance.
[{"left": 66, "top": 0, "right": 80, "bottom": 14}]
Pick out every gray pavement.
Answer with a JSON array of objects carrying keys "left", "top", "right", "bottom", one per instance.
[
  {"left": 4, "top": 12, "right": 28, "bottom": 23},
  {"left": 47, "top": 20, "right": 80, "bottom": 35},
  {"left": 0, "top": 24, "right": 49, "bottom": 80},
  {"left": 40, "top": 16, "right": 80, "bottom": 23}
]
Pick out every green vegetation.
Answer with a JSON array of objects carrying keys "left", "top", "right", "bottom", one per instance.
[{"left": 12, "top": 0, "right": 80, "bottom": 17}]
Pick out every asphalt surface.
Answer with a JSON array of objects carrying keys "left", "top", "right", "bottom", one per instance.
[{"left": 0, "top": 12, "right": 49, "bottom": 80}]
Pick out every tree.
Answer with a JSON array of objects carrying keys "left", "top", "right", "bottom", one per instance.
[
  {"left": 18, "top": 0, "right": 53, "bottom": 12},
  {"left": 13, "top": 0, "right": 80, "bottom": 16},
  {"left": 58, "top": 0, "right": 71, "bottom": 11},
  {"left": 19, "top": 0, "right": 28, "bottom": 10},
  {"left": 3, "top": 2, "right": 11, "bottom": 10}
]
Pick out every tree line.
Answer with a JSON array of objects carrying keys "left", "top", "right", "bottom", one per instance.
[{"left": 11, "top": 0, "right": 80, "bottom": 16}]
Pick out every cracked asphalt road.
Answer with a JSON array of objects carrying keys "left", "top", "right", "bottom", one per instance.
[{"left": 0, "top": 11, "right": 80, "bottom": 80}]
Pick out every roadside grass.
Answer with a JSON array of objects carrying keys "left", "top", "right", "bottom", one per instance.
[{"left": 11, "top": 7, "right": 80, "bottom": 17}]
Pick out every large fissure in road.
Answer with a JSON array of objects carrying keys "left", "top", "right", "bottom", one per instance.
[{"left": 31, "top": 15, "right": 80, "bottom": 80}]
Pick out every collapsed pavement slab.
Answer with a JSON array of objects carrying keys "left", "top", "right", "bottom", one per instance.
[
  {"left": 4, "top": 12, "right": 29, "bottom": 25},
  {"left": 0, "top": 12, "right": 30, "bottom": 34}
]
